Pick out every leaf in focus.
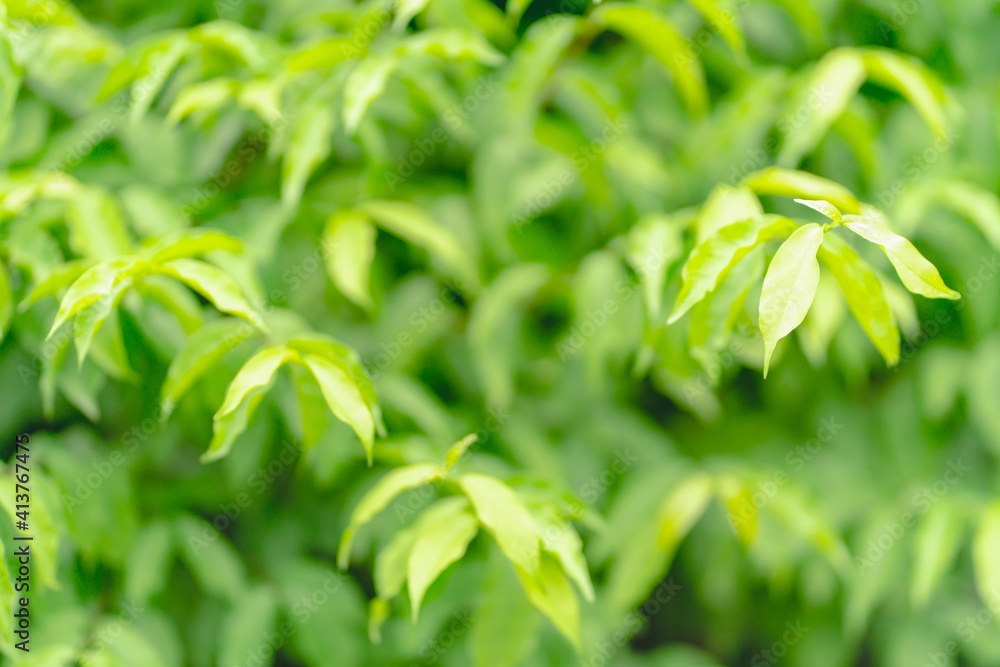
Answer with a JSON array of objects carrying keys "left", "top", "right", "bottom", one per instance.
[
  {"left": 817, "top": 235, "right": 900, "bottom": 365},
  {"left": 668, "top": 215, "right": 798, "bottom": 324},
  {"left": 841, "top": 215, "right": 960, "bottom": 300},
  {"left": 759, "top": 223, "right": 824, "bottom": 377}
]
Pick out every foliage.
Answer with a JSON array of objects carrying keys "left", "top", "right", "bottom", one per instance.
[{"left": 0, "top": 0, "right": 999, "bottom": 665}]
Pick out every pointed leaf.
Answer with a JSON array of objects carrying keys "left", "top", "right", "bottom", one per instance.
[
  {"left": 817, "top": 235, "right": 900, "bottom": 365},
  {"left": 323, "top": 211, "right": 376, "bottom": 308},
  {"left": 759, "top": 223, "right": 824, "bottom": 376},
  {"left": 742, "top": 168, "right": 860, "bottom": 214},
  {"left": 302, "top": 353, "right": 375, "bottom": 461},
  {"left": 159, "top": 259, "right": 261, "bottom": 324},
  {"left": 459, "top": 473, "right": 540, "bottom": 576},
  {"left": 668, "top": 215, "right": 798, "bottom": 323},
  {"left": 407, "top": 500, "right": 479, "bottom": 619},
  {"left": 842, "top": 215, "right": 960, "bottom": 300},
  {"left": 338, "top": 463, "right": 442, "bottom": 569}
]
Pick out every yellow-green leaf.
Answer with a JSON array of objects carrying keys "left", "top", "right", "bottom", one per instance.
[
  {"left": 817, "top": 235, "right": 900, "bottom": 365},
  {"left": 668, "top": 215, "right": 798, "bottom": 324},
  {"left": 759, "top": 223, "right": 824, "bottom": 377},
  {"left": 407, "top": 498, "right": 479, "bottom": 620},
  {"left": 592, "top": 4, "right": 708, "bottom": 116},
  {"left": 742, "top": 168, "right": 860, "bottom": 214},
  {"left": 302, "top": 353, "right": 376, "bottom": 461},
  {"left": 323, "top": 211, "right": 376, "bottom": 309},
  {"left": 459, "top": 473, "right": 540, "bottom": 576},
  {"left": 841, "top": 215, "right": 960, "bottom": 300},
  {"left": 338, "top": 463, "right": 442, "bottom": 569}
]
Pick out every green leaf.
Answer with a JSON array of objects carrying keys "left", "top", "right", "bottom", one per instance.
[
  {"left": 323, "top": 210, "right": 376, "bottom": 308},
  {"left": 592, "top": 4, "right": 708, "bottom": 116},
  {"left": 47, "top": 257, "right": 137, "bottom": 338},
  {"left": 695, "top": 185, "right": 763, "bottom": 245},
  {"left": 302, "top": 353, "right": 376, "bottom": 461},
  {"left": 841, "top": 215, "right": 960, "bottom": 300},
  {"left": 407, "top": 498, "right": 479, "bottom": 619},
  {"left": 817, "top": 235, "right": 900, "bottom": 365},
  {"left": 626, "top": 214, "right": 684, "bottom": 321},
  {"left": 514, "top": 553, "right": 580, "bottom": 650},
  {"left": 166, "top": 79, "right": 238, "bottom": 125},
  {"left": 741, "top": 168, "right": 860, "bottom": 214},
  {"left": 685, "top": 0, "right": 744, "bottom": 58},
  {"left": 444, "top": 433, "right": 478, "bottom": 470},
  {"left": 778, "top": 49, "right": 866, "bottom": 167},
  {"left": 398, "top": 28, "right": 505, "bottom": 66},
  {"left": 0, "top": 262, "right": 12, "bottom": 343},
  {"left": 205, "top": 346, "right": 294, "bottom": 462},
  {"left": 471, "top": 554, "right": 540, "bottom": 667},
  {"left": 0, "top": 30, "right": 21, "bottom": 152},
  {"left": 73, "top": 277, "right": 132, "bottom": 368},
  {"left": 0, "top": 474, "right": 59, "bottom": 589},
  {"left": 795, "top": 198, "right": 842, "bottom": 223},
  {"left": 374, "top": 523, "right": 421, "bottom": 601},
  {"left": 0, "top": 534, "right": 14, "bottom": 647},
  {"left": 338, "top": 463, "right": 442, "bottom": 569},
  {"left": 65, "top": 187, "right": 132, "bottom": 261},
  {"left": 911, "top": 501, "right": 963, "bottom": 609},
  {"left": 286, "top": 333, "right": 385, "bottom": 437},
  {"left": 393, "top": 0, "right": 431, "bottom": 30},
  {"left": 861, "top": 48, "right": 949, "bottom": 141},
  {"left": 358, "top": 200, "right": 478, "bottom": 286},
  {"left": 160, "top": 318, "right": 252, "bottom": 417},
  {"left": 133, "top": 274, "right": 204, "bottom": 334},
  {"left": 716, "top": 475, "right": 757, "bottom": 548},
  {"left": 656, "top": 473, "right": 713, "bottom": 553},
  {"left": 668, "top": 215, "right": 798, "bottom": 324},
  {"left": 759, "top": 223, "right": 824, "bottom": 376},
  {"left": 929, "top": 179, "right": 1000, "bottom": 251},
  {"left": 175, "top": 515, "right": 247, "bottom": 601},
  {"left": 459, "top": 473, "right": 540, "bottom": 576},
  {"left": 145, "top": 229, "right": 243, "bottom": 264},
  {"left": 281, "top": 99, "right": 337, "bottom": 206},
  {"left": 343, "top": 53, "right": 400, "bottom": 135},
  {"left": 290, "top": 363, "right": 329, "bottom": 451},
  {"left": 797, "top": 270, "right": 845, "bottom": 366},
  {"left": 535, "top": 513, "right": 594, "bottom": 602},
  {"left": 973, "top": 502, "right": 1000, "bottom": 608},
  {"left": 159, "top": 259, "right": 262, "bottom": 325}
]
